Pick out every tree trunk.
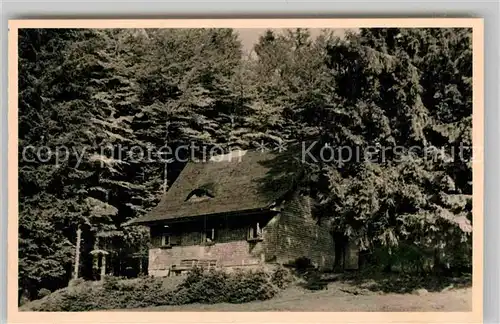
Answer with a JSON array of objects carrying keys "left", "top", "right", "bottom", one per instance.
[
  {"left": 93, "top": 236, "right": 100, "bottom": 280},
  {"left": 100, "top": 254, "right": 106, "bottom": 281},
  {"left": 73, "top": 226, "right": 82, "bottom": 280}
]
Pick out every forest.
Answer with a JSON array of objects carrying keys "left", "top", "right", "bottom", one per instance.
[{"left": 18, "top": 27, "right": 473, "bottom": 301}]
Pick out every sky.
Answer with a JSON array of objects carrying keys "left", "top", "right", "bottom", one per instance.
[{"left": 234, "top": 28, "right": 354, "bottom": 54}]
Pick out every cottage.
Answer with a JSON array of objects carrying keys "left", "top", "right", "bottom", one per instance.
[{"left": 129, "top": 148, "right": 358, "bottom": 276}]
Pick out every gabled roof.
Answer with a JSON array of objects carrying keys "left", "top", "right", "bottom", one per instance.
[{"left": 129, "top": 147, "right": 302, "bottom": 225}]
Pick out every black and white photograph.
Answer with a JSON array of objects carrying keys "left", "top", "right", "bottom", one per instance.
[{"left": 10, "top": 20, "right": 482, "bottom": 318}]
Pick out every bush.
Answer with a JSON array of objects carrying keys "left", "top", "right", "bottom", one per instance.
[
  {"left": 228, "top": 269, "right": 278, "bottom": 303},
  {"left": 174, "top": 267, "right": 278, "bottom": 304},
  {"left": 28, "top": 267, "right": 285, "bottom": 311},
  {"left": 26, "top": 276, "right": 174, "bottom": 311},
  {"left": 102, "top": 275, "right": 121, "bottom": 291},
  {"left": 174, "top": 267, "right": 230, "bottom": 304},
  {"left": 67, "top": 278, "right": 85, "bottom": 287},
  {"left": 302, "top": 270, "right": 328, "bottom": 291},
  {"left": 290, "top": 257, "right": 314, "bottom": 273},
  {"left": 282, "top": 257, "right": 328, "bottom": 291},
  {"left": 364, "top": 243, "right": 472, "bottom": 276},
  {"left": 270, "top": 266, "right": 294, "bottom": 289},
  {"left": 37, "top": 288, "right": 51, "bottom": 299}
]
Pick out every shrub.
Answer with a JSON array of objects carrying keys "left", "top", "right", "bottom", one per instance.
[
  {"left": 28, "top": 267, "right": 286, "bottom": 311},
  {"left": 37, "top": 288, "right": 51, "bottom": 299},
  {"left": 227, "top": 269, "right": 278, "bottom": 303},
  {"left": 291, "top": 257, "right": 314, "bottom": 273},
  {"left": 67, "top": 278, "right": 85, "bottom": 287},
  {"left": 283, "top": 257, "right": 328, "bottom": 291},
  {"left": 102, "top": 275, "right": 120, "bottom": 291},
  {"left": 270, "top": 266, "right": 294, "bottom": 289},
  {"left": 173, "top": 267, "right": 278, "bottom": 304},
  {"left": 178, "top": 266, "right": 205, "bottom": 289},
  {"left": 26, "top": 276, "right": 174, "bottom": 311},
  {"left": 175, "top": 268, "right": 230, "bottom": 304},
  {"left": 302, "top": 270, "right": 328, "bottom": 291}
]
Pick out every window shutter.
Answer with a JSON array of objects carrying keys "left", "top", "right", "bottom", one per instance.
[
  {"left": 153, "top": 235, "right": 161, "bottom": 247},
  {"left": 248, "top": 226, "right": 254, "bottom": 239}
]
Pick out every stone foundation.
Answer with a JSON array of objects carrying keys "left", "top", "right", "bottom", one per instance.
[{"left": 148, "top": 240, "right": 263, "bottom": 276}]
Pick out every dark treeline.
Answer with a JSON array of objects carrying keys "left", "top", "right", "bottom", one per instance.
[{"left": 18, "top": 28, "right": 472, "bottom": 301}]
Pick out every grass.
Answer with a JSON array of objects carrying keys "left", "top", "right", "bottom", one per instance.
[{"left": 113, "top": 282, "right": 472, "bottom": 312}]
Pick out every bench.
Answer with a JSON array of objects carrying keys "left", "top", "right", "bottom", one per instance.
[
  {"left": 197, "top": 259, "right": 218, "bottom": 269},
  {"left": 170, "top": 259, "right": 218, "bottom": 275}
]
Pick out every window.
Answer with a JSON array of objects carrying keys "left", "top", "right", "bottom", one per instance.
[
  {"left": 160, "top": 234, "right": 171, "bottom": 247},
  {"left": 204, "top": 228, "right": 216, "bottom": 243},
  {"left": 248, "top": 222, "right": 263, "bottom": 241},
  {"left": 201, "top": 226, "right": 219, "bottom": 244}
]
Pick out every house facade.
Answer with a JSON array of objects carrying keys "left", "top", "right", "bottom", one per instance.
[{"left": 130, "top": 149, "right": 358, "bottom": 276}]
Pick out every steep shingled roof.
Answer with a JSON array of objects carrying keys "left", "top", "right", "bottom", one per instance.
[{"left": 129, "top": 147, "right": 302, "bottom": 225}]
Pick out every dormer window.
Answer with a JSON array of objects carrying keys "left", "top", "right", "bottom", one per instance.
[{"left": 185, "top": 184, "right": 216, "bottom": 202}]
